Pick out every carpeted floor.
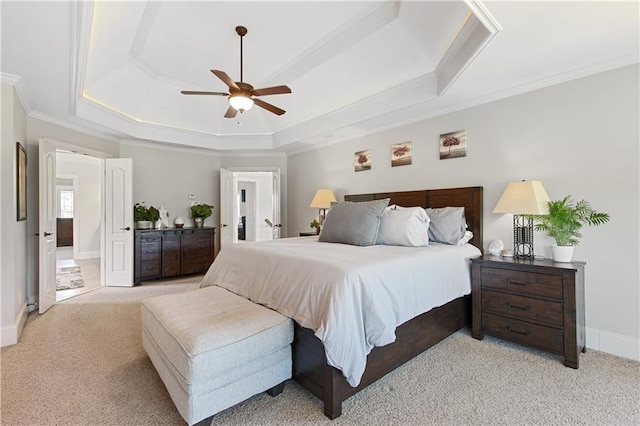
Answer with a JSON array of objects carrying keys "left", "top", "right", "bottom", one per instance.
[{"left": 1, "top": 281, "right": 639, "bottom": 425}]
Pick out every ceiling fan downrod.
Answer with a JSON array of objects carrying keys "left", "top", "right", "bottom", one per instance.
[{"left": 236, "top": 26, "right": 247, "bottom": 83}]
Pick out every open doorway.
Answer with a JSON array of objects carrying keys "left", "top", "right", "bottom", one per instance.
[
  {"left": 54, "top": 152, "right": 103, "bottom": 302},
  {"left": 219, "top": 168, "right": 281, "bottom": 250}
]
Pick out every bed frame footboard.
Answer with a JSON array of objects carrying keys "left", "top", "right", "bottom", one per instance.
[{"left": 292, "top": 295, "right": 470, "bottom": 419}]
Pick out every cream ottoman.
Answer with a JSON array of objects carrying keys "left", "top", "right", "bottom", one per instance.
[{"left": 142, "top": 286, "right": 293, "bottom": 425}]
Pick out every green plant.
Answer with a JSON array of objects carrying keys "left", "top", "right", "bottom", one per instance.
[
  {"left": 134, "top": 203, "right": 160, "bottom": 222},
  {"left": 190, "top": 203, "right": 214, "bottom": 219},
  {"left": 310, "top": 219, "right": 320, "bottom": 233},
  {"left": 534, "top": 196, "right": 610, "bottom": 246}
]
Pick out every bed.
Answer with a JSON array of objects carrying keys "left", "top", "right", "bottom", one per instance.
[{"left": 202, "top": 186, "right": 483, "bottom": 418}]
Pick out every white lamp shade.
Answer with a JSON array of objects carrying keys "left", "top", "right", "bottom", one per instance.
[
  {"left": 310, "top": 189, "right": 337, "bottom": 209},
  {"left": 493, "top": 180, "right": 550, "bottom": 215},
  {"left": 228, "top": 95, "right": 254, "bottom": 111}
]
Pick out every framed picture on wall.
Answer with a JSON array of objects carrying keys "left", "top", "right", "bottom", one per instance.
[
  {"left": 16, "top": 142, "right": 27, "bottom": 221},
  {"left": 439, "top": 130, "right": 467, "bottom": 159},
  {"left": 354, "top": 149, "right": 372, "bottom": 172},
  {"left": 391, "top": 142, "right": 412, "bottom": 167}
]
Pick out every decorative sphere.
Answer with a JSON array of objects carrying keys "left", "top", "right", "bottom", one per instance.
[{"left": 487, "top": 239, "right": 504, "bottom": 256}]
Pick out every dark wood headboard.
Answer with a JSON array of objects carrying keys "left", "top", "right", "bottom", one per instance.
[{"left": 344, "top": 186, "right": 483, "bottom": 251}]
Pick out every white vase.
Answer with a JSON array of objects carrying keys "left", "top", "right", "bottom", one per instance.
[
  {"left": 551, "top": 245, "right": 574, "bottom": 262},
  {"left": 136, "top": 220, "right": 151, "bottom": 230}
]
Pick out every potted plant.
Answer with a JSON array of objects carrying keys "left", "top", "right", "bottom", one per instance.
[
  {"left": 534, "top": 196, "right": 610, "bottom": 262},
  {"left": 190, "top": 203, "right": 213, "bottom": 228},
  {"left": 134, "top": 202, "right": 161, "bottom": 229},
  {"left": 310, "top": 219, "right": 320, "bottom": 235}
]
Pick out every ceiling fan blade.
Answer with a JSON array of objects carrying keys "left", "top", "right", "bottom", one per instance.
[
  {"left": 253, "top": 98, "right": 285, "bottom": 116},
  {"left": 252, "top": 85, "right": 292, "bottom": 96},
  {"left": 211, "top": 70, "right": 239, "bottom": 90},
  {"left": 181, "top": 91, "right": 228, "bottom": 96},
  {"left": 224, "top": 105, "right": 238, "bottom": 119}
]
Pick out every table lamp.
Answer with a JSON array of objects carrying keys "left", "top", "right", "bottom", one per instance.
[
  {"left": 310, "top": 189, "right": 336, "bottom": 225},
  {"left": 493, "top": 180, "right": 550, "bottom": 259}
]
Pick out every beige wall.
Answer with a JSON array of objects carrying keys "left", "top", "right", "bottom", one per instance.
[{"left": 287, "top": 64, "right": 640, "bottom": 360}]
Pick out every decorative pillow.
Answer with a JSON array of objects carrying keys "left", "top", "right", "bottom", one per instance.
[
  {"left": 377, "top": 205, "right": 430, "bottom": 247},
  {"left": 319, "top": 198, "right": 390, "bottom": 246},
  {"left": 425, "top": 207, "right": 467, "bottom": 245}
]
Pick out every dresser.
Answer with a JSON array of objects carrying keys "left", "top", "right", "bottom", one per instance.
[
  {"left": 134, "top": 227, "right": 215, "bottom": 284},
  {"left": 471, "top": 255, "right": 585, "bottom": 368}
]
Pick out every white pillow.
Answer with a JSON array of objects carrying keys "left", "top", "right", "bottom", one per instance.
[
  {"left": 457, "top": 230, "right": 473, "bottom": 245},
  {"left": 376, "top": 206, "right": 430, "bottom": 247}
]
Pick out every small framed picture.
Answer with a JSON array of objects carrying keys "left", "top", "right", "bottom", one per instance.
[
  {"left": 354, "top": 149, "right": 371, "bottom": 172},
  {"left": 16, "top": 142, "right": 27, "bottom": 221},
  {"left": 439, "top": 130, "right": 467, "bottom": 159},
  {"left": 391, "top": 142, "right": 412, "bottom": 167}
]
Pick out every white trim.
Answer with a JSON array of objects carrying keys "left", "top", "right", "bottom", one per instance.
[
  {"left": 1, "top": 73, "right": 31, "bottom": 114},
  {"left": 0, "top": 302, "right": 28, "bottom": 347},
  {"left": 29, "top": 111, "right": 123, "bottom": 144},
  {"left": 586, "top": 327, "right": 639, "bottom": 361},
  {"left": 76, "top": 250, "right": 100, "bottom": 260}
]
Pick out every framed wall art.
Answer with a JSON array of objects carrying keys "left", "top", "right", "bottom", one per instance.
[
  {"left": 16, "top": 142, "right": 27, "bottom": 221},
  {"left": 391, "top": 142, "right": 412, "bottom": 167},
  {"left": 439, "top": 130, "right": 467, "bottom": 160},
  {"left": 354, "top": 149, "right": 371, "bottom": 172}
]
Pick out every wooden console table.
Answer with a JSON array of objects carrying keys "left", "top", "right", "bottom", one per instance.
[{"left": 134, "top": 227, "right": 215, "bottom": 284}]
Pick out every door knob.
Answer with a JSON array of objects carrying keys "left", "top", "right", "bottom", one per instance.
[
  {"left": 120, "top": 226, "right": 131, "bottom": 231},
  {"left": 44, "top": 232, "right": 54, "bottom": 236},
  {"left": 221, "top": 224, "right": 228, "bottom": 227}
]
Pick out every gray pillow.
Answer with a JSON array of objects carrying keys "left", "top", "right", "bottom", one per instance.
[
  {"left": 425, "top": 207, "right": 467, "bottom": 245},
  {"left": 319, "top": 199, "right": 390, "bottom": 246}
]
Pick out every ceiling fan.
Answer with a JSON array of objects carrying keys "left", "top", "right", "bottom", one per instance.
[{"left": 181, "top": 26, "right": 291, "bottom": 118}]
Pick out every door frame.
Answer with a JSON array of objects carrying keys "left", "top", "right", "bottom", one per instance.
[
  {"left": 38, "top": 138, "right": 113, "bottom": 308},
  {"left": 223, "top": 167, "right": 282, "bottom": 242}
]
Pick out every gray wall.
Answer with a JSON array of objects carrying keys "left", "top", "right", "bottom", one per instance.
[
  {"left": 287, "top": 64, "right": 639, "bottom": 360},
  {"left": 1, "top": 84, "right": 28, "bottom": 345}
]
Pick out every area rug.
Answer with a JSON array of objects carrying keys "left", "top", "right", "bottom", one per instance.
[{"left": 56, "top": 266, "right": 84, "bottom": 291}]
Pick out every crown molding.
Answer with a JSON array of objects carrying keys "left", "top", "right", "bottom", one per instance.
[
  {"left": 29, "top": 110, "right": 123, "bottom": 144},
  {"left": 1, "top": 73, "right": 31, "bottom": 114}
]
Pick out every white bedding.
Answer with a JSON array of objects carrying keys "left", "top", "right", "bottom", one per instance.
[{"left": 200, "top": 237, "right": 481, "bottom": 387}]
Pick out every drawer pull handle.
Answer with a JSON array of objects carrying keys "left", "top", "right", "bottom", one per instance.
[
  {"left": 506, "top": 278, "right": 530, "bottom": 286},
  {"left": 506, "top": 303, "right": 531, "bottom": 311},
  {"left": 507, "top": 327, "right": 531, "bottom": 336}
]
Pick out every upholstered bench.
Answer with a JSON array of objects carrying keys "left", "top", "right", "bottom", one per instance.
[{"left": 142, "top": 286, "right": 293, "bottom": 425}]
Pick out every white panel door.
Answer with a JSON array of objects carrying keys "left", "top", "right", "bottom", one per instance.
[
  {"left": 104, "top": 158, "right": 133, "bottom": 286},
  {"left": 38, "top": 139, "right": 57, "bottom": 313},
  {"left": 219, "top": 168, "right": 235, "bottom": 250}
]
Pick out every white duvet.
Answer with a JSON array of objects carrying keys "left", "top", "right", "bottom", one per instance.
[{"left": 200, "top": 237, "right": 481, "bottom": 387}]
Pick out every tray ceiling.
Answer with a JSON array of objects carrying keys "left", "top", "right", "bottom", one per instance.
[{"left": 2, "top": 1, "right": 638, "bottom": 153}]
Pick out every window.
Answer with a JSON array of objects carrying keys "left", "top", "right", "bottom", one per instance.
[{"left": 58, "top": 187, "right": 74, "bottom": 218}]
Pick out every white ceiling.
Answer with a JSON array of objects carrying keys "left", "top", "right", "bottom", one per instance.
[{"left": 2, "top": 1, "right": 638, "bottom": 153}]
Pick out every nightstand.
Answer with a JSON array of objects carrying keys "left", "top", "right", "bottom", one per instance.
[
  {"left": 299, "top": 232, "right": 318, "bottom": 237},
  {"left": 471, "top": 255, "right": 585, "bottom": 368}
]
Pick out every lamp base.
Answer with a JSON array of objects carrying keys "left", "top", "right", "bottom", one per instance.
[{"left": 513, "top": 215, "right": 535, "bottom": 259}]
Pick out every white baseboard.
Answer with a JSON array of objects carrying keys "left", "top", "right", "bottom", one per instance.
[
  {"left": 586, "top": 327, "right": 639, "bottom": 361},
  {"left": 76, "top": 250, "right": 100, "bottom": 260},
  {"left": 1, "top": 302, "right": 28, "bottom": 347}
]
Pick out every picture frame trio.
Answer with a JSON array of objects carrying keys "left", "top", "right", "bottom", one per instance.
[{"left": 354, "top": 130, "right": 467, "bottom": 172}]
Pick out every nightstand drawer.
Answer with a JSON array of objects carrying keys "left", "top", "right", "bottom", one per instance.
[
  {"left": 482, "top": 290, "right": 563, "bottom": 326},
  {"left": 482, "top": 313, "right": 563, "bottom": 354},
  {"left": 481, "top": 267, "right": 562, "bottom": 299}
]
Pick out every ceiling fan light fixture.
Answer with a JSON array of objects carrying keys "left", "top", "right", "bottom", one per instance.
[{"left": 229, "top": 95, "right": 254, "bottom": 112}]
